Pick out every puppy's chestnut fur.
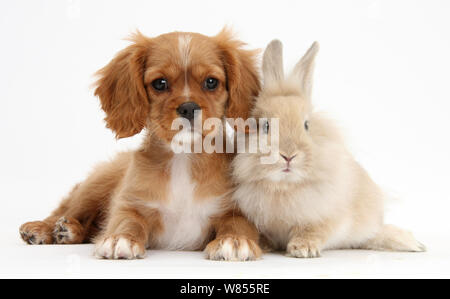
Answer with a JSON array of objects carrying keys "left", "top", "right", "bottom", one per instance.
[{"left": 19, "top": 29, "right": 262, "bottom": 261}]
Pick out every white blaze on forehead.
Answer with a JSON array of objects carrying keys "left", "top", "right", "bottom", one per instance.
[
  {"left": 178, "top": 34, "right": 192, "bottom": 98},
  {"left": 178, "top": 34, "right": 192, "bottom": 67},
  {"left": 182, "top": 84, "right": 190, "bottom": 98}
]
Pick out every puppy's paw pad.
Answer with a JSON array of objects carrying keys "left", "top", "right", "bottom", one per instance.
[
  {"left": 94, "top": 236, "right": 145, "bottom": 260},
  {"left": 53, "top": 216, "right": 83, "bottom": 244},
  {"left": 287, "top": 240, "right": 321, "bottom": 258},
  {"left": 205, "top": 236, "right": 262, "bottom": 261},
  {"left": 19, "top": 221, "right": 53, "bottom": 245}
]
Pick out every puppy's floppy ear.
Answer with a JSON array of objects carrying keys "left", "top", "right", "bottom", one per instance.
[
  {"left": 214, "top": 28, "right": 260, "bottom": 120},
  {"left": 94, "top": 32, "right": 151, "bottom": 138}
]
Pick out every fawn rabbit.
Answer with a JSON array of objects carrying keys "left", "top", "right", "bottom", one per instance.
[{"left": 231, "top": 40, "right": 425, "bottom": 258}]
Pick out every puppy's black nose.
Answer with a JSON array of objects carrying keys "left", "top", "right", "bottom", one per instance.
[{"left": 176, "top": 102, "right": 201, "bottom": 120}]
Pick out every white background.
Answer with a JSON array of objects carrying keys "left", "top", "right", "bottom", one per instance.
[{"left": 1, "top": 0, "right": 449, "bottom": 278}]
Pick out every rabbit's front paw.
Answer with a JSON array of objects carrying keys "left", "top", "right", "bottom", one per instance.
[
  {"left": 287, "top": 238, "right": 321, "bottom": 258},
  {"left": 205, "top": 236, "right": 262, "bottom": 261},
  {"left": 94, "top": 234, "right": 146, "bottom": 260}
]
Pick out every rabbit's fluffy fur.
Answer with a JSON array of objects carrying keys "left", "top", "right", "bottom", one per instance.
[{"left": 232, "top": 40, "right": 425, "bottom": 257}]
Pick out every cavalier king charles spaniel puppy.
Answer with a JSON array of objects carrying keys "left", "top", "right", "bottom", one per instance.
[{"left": 19, "top": 29, "right": 262, "bottom": 261}]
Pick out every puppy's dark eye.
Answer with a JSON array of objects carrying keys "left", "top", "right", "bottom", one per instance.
[
  {"left": 204, "top": 77, "right": 219, "bottom": 91},
  {"left": 304, "top": 120, "right": 310, "bottom": 131},
  {"left": 263, "top": 121, "right": 270, "bottom": 134},
  {"left": 152, "top": 78, "right": 169, "bottom": 91}
]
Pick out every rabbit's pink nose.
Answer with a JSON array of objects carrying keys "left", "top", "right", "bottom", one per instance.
[{"left": 281, "top": 154, "right": 296, "bottom": 162}]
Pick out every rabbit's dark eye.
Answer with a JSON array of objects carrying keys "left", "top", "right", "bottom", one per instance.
[
  {"left": 204, "top": 77, "right": 219, "bottom": 90},
  {"left": 263, "top": 121, "right": 270, "bottom": 134},
  {"left": 304, "top": 120, "right": 310, "bottom": 131},
  {"left": 152, "top": 78, "right": 169, "bottom": 91}
]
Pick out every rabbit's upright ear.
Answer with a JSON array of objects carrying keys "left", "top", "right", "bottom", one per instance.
[
  {"left": 292, "top": 42, "right": 319, "bottom": 99},
  {"left": 263, "top": 40, "right": 284, "bottom": 86}
]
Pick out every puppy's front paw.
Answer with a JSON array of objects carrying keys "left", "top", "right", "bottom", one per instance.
[
  {"left": 94, "top": 235, "right": 146, "bottom": 260},
  {"left": 20, "top": 221, "right": 53, "bottom": 245},
  {"left": 205, "top": 236, "right": 262, "bottom": 261},
  {"left": 287, "top": 238, "right": 321, "bottom": 258},
  {"left": 53, "top": 217, "right": 84, "bottom": 244}
]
